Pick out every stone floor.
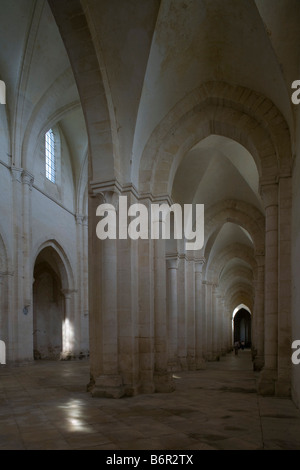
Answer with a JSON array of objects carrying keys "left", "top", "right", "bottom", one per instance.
[{"left": 1, "top": 349, "right": 300, "bottom": 450}]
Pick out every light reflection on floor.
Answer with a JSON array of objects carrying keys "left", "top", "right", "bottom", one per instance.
[{"left": 1, "top": 352, "right": 300, "bottom": 450}]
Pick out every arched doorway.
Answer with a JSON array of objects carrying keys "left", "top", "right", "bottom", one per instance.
[
  {"left": 233, "top": 308, "right": 251, "bottom": 348},
  {"left": 33, "top": 244, "right": 72, "bottom": 360}
]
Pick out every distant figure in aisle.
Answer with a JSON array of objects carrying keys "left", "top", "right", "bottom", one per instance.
[{"left": 234, "top": 341, "right": 240, "bottom": 356}]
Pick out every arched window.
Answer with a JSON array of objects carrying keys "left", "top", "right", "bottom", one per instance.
[{"left": 45, "top": 129, "right": 56, "bottom": 183}]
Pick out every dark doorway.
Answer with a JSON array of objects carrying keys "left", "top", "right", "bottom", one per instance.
[
  {"left": 33, "top": 249, "right": 64, "bottom": 360},
  {"left": 234, "top": 308, "right": 251, "bottom": 347}
]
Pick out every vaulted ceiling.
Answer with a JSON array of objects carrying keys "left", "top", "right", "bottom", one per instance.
[{"left": 1, "top": 0, "right": 299, "bottom": 312}]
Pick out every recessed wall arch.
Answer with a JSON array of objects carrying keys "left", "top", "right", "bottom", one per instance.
[
  {"left": 32, "top": 239, "right": 74, "bottom": 292},
  {"left": 32, "top": 239, "right": 75, "bottom": 360}
]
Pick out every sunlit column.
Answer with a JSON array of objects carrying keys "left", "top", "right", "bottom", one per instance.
[
  {"left": 75, "top": 214, "right": 84, "bottom": 356},
  {"left": 62, "top": 289, "right": 73, "bottom": 355}
]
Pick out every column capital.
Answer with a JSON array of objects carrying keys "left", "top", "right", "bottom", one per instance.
[
  {"left": 259, "top": 183, "right": 278, "bottom": 208},
  {"left": 75, "top": 214, "right": 85, "bottom": 225},
  {"left": 61, "top": 288, "right": 76, "bottom": 299},
  {"left": 194, "top": 257, "right": 205, "bottom": 273},
  {"left": 166, "top": 256, "right": 179, "bottom": 270},
  {"left": 11, "top": 166, "right": 23, "bottom": 183},
  {"left": 22, "top": 170, "right": 34, "bottom": 189},
  {"left": 100, "top": 190, "right": 120, "bottom": 208}
]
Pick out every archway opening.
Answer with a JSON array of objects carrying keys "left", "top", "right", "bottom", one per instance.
[
  {"left": 233, "top": 307, "right": 252, "bottom": 348},
  {"left": 33, "top": 248, "right": 65, "bottom": 360}
]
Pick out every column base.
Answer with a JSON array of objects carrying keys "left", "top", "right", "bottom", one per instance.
[
  {"left": 253, "top": 355, "right": 264, "bottom": 371},
  {"left": 89, "top": 374, "right": 125, "bottom": 399},
  {"left": 196, "top": 357, "right": 206, "bottom": 369},
  {"left": 154, "top": 371, "right": 175, "bottom": 393},
  {"left": 187, "top": 358, "right": 197, "bottom": 371},
  {"left": 178, "top": 356, "right": 188, "bottom": 370},
  {"left": 204, "top": 352, "right": 214, "bottom": 361},
  {"left": 212, "top": 351, "right": 220, "bottom": 361},
  {"left": 139, "top": 381, "right": 156, "bottom": 394},
  {"left": 257, "top": 368, "right": 276, "bottom": 396},
  {"left": 167, "top": 360, "right": 179, "bottom": 372},
  {"left": 275, "top": 379, "right": 291, "bottom": 397}
]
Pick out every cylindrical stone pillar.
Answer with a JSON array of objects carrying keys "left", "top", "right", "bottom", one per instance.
[
  {"left": 166, "top": 256, "right": 179, "bottom": 371},
  {"left": 195, "top": 259, "right": 205, "bottom": 369},
  {"left": 258, "top": 183, "right": 278, "bottom": 395}
]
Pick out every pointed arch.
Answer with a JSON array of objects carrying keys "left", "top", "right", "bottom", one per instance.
[{"left": 138, "top": 81, "right": 292, "bottom": 196}]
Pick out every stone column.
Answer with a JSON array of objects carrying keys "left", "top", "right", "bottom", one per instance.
[
  {"left": 195, "top": 259, "right": 205, "bottom": 368},
  {"left": 0, "top": 276, "right": 4, "bottom": 343},
  {"left": 75, "top": 214, "right": 85, "bottom": 356},
  {"left": 203, "top": 281, "right": 213, "bottom": 360},
  {"left": 223, "top": 309, "right": 231, "bottom": 353},
  {"left": 22, "top": 171, "right": 34, "bottom": 306},
  {"left": 166, "top": 256, "right": 179, "bottom": 371},
  {"left": 177, "top": 254, "right": 187, "bottom": 369},
  {"left": 21, "top": 171, "right": 34, "bottom": 360},
  {"left": 220, "top": 299, "right": 227, "bottom": 355},
  {"left": 153, "top": 215, "right": 174, "bottom": 392},
  {"left": 211, "top": 285, "right": 219, "bottom": 360},
  {"left": 258, "top": 184, "right": 278, "bottom": 395},
  {"left": 82, "top": 215, "right": 89, "bottom": 356},
  {"left": 201, "top": 276, "right": 207, "bottom": 360},
  {"left": 186, "top": 256, "right": 196, "bottom": 369},
  {"left": 88, "top": 190, "right": 124, "bottom": 398},
  {"left": 277, "top": 176, "right": 292, "bottom": 396},
  {"left": 117, "top": 191, "right": 139, "bottom": 396},
  {"left": 138, "top": 199, "right": 155, "bottom": 393},
  {"left": 11, "top": 168, "right": 34, "bottom": 361},
  {"left": 62, "top": 289, "right": 73, "bottom": 356},
  {"left": 252, "top": 256, "right": 265, "bottom": 371},
  {"left": 224, "top": 303, "right": 232, "bottom": 352},
  {"left": 216, "top": 292, "right": 224, "bottom": 358}
]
